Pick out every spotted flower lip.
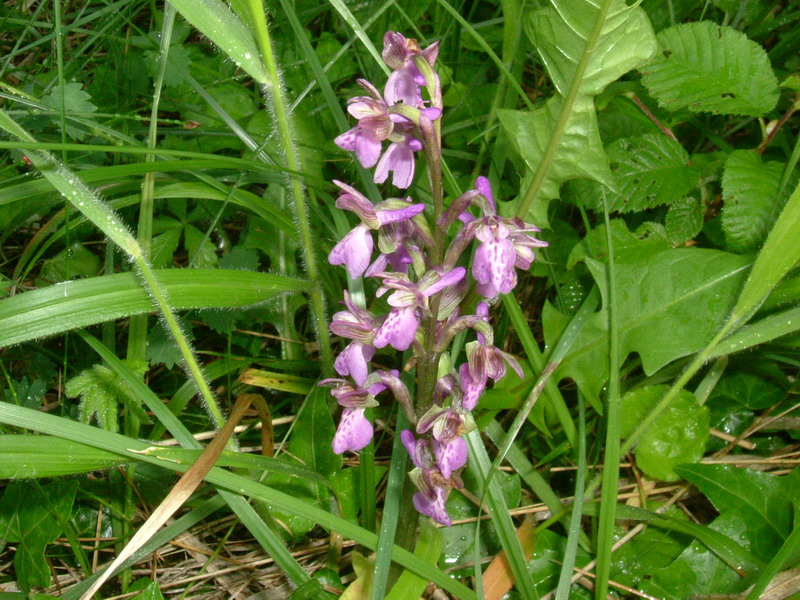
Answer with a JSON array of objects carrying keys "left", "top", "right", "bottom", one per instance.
[
  {"left": 372, "top": 268, "right": 466, "bottom": 351},
  {"left": 332, "top": 407, "right": 373, "bottom": 454}
]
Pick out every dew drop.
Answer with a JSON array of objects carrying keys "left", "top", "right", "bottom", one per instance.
[{"left": 244, "top": 52, "right": 252, "bottom": 60}]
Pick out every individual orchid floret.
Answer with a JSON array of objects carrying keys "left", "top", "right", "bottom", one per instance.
[
  {"left": 334, "top": 79, "right": 395, "bottom": 169},
  {"left": 465, "top": 340, "right": 524, "bottom": 389},
  {"left": 330, "top": 290, "right": 380, "bottom": 344},
  {"left": 457, "top": 177, "right": 548, "bottom": 300},
  {"left": 417, "top": 408, "right": 468, "bottom": 478},
  {"left": 373, "top": 267, "right": 466, "bottom": 351},
  {"left": 382, "top": 31, "right": 440, "bottom": 107},
  {"left": 328, "top": 181, "right": 425, "bottom": 278},
  {"left": 319, "top": 377, "right": 384, "bottom": 454},
  {"left": 401, "top": 430, "right": 453, "bottom": 526},
  {"left": 374, "top": 133, "right": 423, "bottom": 189},
  {"left": 334, "top": 342, "right": 375, "bottom": 387}
]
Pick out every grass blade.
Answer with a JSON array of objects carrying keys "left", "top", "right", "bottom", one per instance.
[{"left": 0, "top": 270, "right": 309, "bottom": 348}]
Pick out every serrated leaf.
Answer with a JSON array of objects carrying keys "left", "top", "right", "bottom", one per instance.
[
  {"left": 65, "top": 361, "right": 149, "bottom": 432},
  {"left": 40, "top": 82, "right": 99, "bottom": 141},
  {"left": 544, "top": 247, "right": 751, "bottom": 402},
  {"left": 503, "top": 0, "right": 657, "bottom": 225},
  {"left": 722, "top": 150, "right": 785, "bottom": 253},
  {"left": 184, "top": 224, "right": 218, "bottom": 267},
  {"left": 674, "top": 464, "right": 793, "bottom": 561},
  {"left": 641, "top": 22, "right": 779, "bottom": 116},
  {"left": 620, "top": 385, "right": 709, "bottom": 481},
  {"left": 38, "top": 242, "right": 101, "bottom": 284},
  {"left": 605, "top": 134, "right": 700, "bottom": 212},
  {"left": 666, "top": 196, "right": 704, "bottom": 245}
]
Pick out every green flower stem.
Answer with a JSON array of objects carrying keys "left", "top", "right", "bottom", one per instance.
[{"left": 244, "top": 0, "right": 333, "bottom": 376}]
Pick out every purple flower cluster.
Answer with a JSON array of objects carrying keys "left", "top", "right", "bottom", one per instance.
[{"left": 322, "top": 32, "right": 547, "bottom": 526}]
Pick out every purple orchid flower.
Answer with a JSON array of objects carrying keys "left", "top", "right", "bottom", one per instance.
[
  {"left": 330, "top": 290, "right": 380, "bottom": 344},
  {"left": 319, "top": 377, "right": 383, "bottom": 454},
  {"left": 373, "top": 267, "right": 466, "bottom": 351},
  {"left": 417, "top": 409, "right": 468, "bottom": 478},
  {"left": 334, "top": 341, "right": 375, "bottom": 387},
  {"left": 374, "top": 133, "right": 423, "bottom": 189},
  {"left": 328, "top": 181, "right": 425, "bottom": 278},
  {"left": 459, "top": 177, "right": 548, "bottom": 299},
  {"left": 401, "top": 430, "right": 454, "bottom": 526},
  {"left": 334, "top": 79, "right": 396, "bottom": 168},
  {"left": 382, "top": 31, "right": 439, "bottom": 107}
]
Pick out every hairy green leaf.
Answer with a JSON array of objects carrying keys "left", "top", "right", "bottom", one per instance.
[
  {"left": 168, "top": 0, "right": 268, "bottom": 84},
  {"left": 641, "top": 22, "right": 779, "bottom": 116},
  {"left": 66, "top": 361, "right": 149, "bottom": 432},
  {"left": 0, "top": 269, "right": 310, "bottom": 348},
  {"left": 722, "top": 150, "right": 786, "bottom": 253}
]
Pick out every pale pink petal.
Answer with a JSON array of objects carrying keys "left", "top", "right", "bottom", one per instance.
[
  {"left": 329, "top": 224, "right": 373, "bottom": 278},
  {"left": 332, "top": 408, "right": 373, "bottom": 454},
  {"left": 434, "top": 437, "right": 467, "bottom": 479},
  {"left": 373, "top": 306, "right": 419, "bottom": 350},
  {"left": 413, "top": 488, "right": 451, "bottom": 526}
]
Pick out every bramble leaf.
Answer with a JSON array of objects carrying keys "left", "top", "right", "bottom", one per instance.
[
  {"left": 674, "top": 464, "right": 794, "bottom": 561},
  {"left": 721, "top": 150, "right": 786, "bottom": 253},
  {"left": 666, "top": 196, "right": 704, "bottom": 245},
  {"left": 605, "top": 134, "right": 701, "bottom": 212},
  {"left": 641, "top": 22, "right": 779, "bottom": 116}
]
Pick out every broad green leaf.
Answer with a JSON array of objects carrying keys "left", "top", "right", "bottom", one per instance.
[
  {"left": 0, "top": 436, "right": 125, "bottom": 477},
  {"left": 385, "top": 523, "right": 442, "bottom": 600},
  {"left": 641, "top": 22, "right": 779, "bottom": 116},
  {"left": 604, "top": 134, "right": 700, "bottom": 213},
  {"left": 0, "top": 269, "right": 310, "bottom": 348},
  {"left": 675, "top": 464, "right": 793, "bottom": 561},
  {"left": 0, "top": 480, "right": 78, "bottom": 593},
  {"left": 499, "top": 96, "right": 614, "bottom": 226},
  {"left": 167, "top": 0, "right": 268, "bottom": 84},
  {"left": 722, "top": 150, "right": 785, "bottom": 253},
  {"left": 290, "top": 386, "right": 342, "bottom": 480},
  {"left": 66, "top": 361, "right": 149, "bottom": 432},
  {"left": 545, "top": 247, "right": 751, "bottom": 401},
  {"left": 708, "top": 371, "right": 785, "bottom": 411},
  {"left": 620, "top": 385, "right": 709, "bottom": 481},
  {"left": 503, "top": 0, "right": 656, "bottom": 225},
  {"left": 38, "top": 242, "right": 101, "bottom": 284},
  {"left": 129, "top": 580, "right": 165, "bottom": 600},
  {"left": 528, "top": 0, "right": 657, "bottom": 97},
  {"left": 644, "top": 512, "right": 757, "bottom": 599}
]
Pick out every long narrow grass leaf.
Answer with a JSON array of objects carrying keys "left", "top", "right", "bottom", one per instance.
[{"left": 0, "top": 401, "right": 477, "bottom": 600}]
